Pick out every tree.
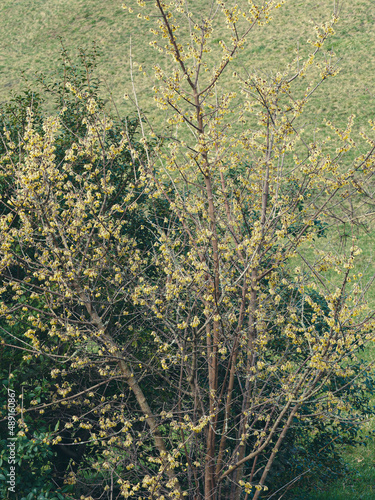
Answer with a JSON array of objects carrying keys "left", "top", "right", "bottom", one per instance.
[{"left": 1, "top": 1, "right": 375, "bottom": 499}]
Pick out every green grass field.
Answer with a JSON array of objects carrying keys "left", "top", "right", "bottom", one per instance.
[
  {"left": 1, "top": 0, "right": 375, "bottom": 133},
  {"left": 1, "top": 1, "right": 375, "bottom": 497}
]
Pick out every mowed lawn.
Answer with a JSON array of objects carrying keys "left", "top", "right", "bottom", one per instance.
[{"left": 1, "top": 0, "right": 374, "bottom": 133}]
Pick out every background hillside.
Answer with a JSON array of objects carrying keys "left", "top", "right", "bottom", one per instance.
[{"left": 1, "top": 0, "right": 374, "bottom": 131}]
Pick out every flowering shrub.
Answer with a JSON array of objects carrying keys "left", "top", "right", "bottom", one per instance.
[{"left": 1, "top": 3, "right": 375, "bottom": 499}]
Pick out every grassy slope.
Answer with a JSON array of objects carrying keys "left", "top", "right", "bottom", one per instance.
[
  {"left": 1, "top": 1, "right": 375, "bottom": 497},
  {"left": 1, "top": 0, "right": 375, "bottom": 130}
]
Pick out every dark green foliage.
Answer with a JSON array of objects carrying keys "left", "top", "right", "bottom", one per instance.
[
  {"left": 0, "top": 47, "right": 151, "bottom": 498},
  {"left": 263, "top": 289, "right": 375, "bottom": 498}
]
